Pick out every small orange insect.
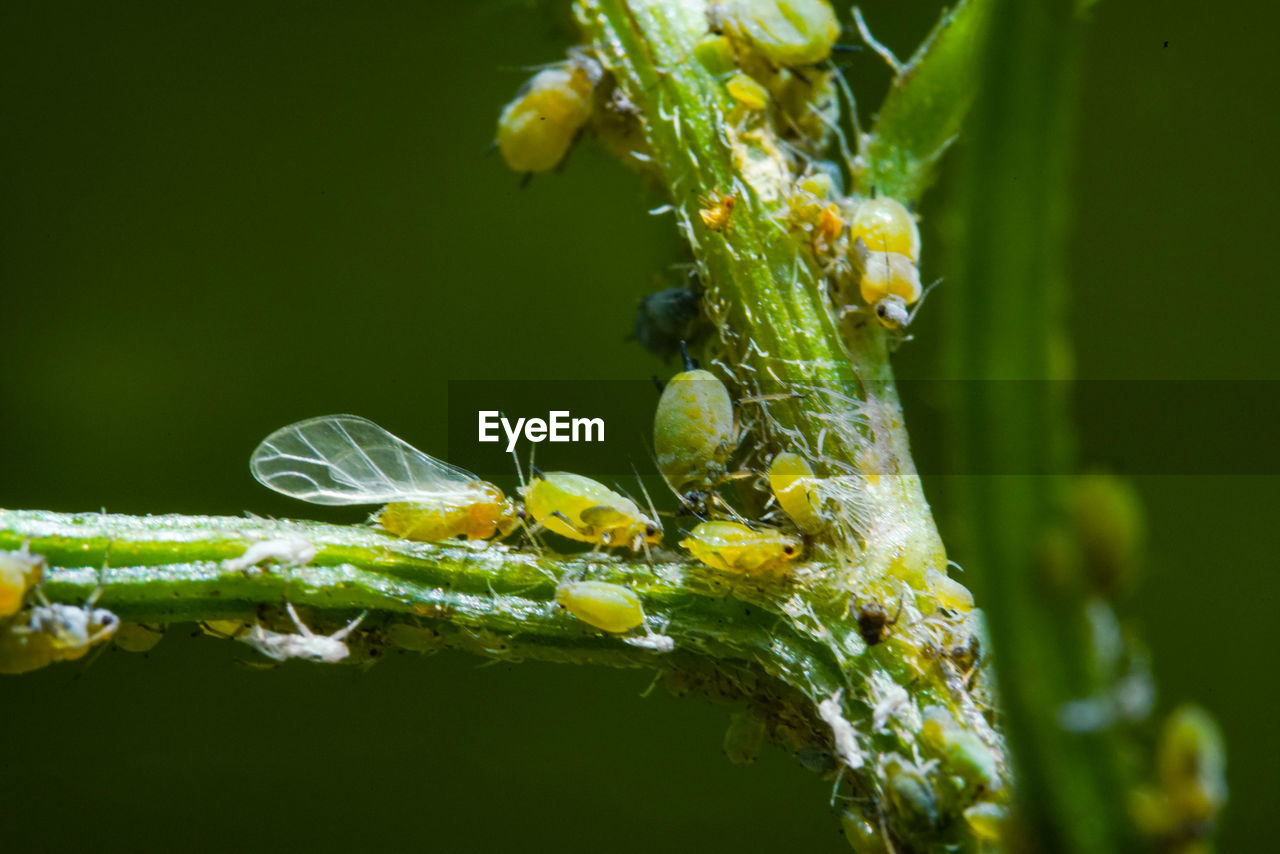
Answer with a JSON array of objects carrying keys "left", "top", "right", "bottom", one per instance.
[
  {"left": 698, "top": 192, "right": 736, "bottom": 232},
  {"left": 813, "top": 203, "right": 844, "bottom": 254}
]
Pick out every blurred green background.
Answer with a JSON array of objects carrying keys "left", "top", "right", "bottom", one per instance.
[{"left": 1, "top": 1, "right": 1275, "bottom": 850}]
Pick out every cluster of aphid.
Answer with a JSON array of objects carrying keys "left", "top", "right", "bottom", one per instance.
[{"left": 496, "top": 0, "right": 930, "bottom": 345}]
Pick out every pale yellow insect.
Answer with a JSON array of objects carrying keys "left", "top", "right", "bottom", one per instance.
[
  {"left": 654, "top": 356, "right": 736, "bottom": 512},
  {"left": 0, "top": 587, "right": 119, "bottom": 675},
  {"left": 716, "top": 0, "right": 841, "bottom": 68},
  {"left": 555, "top": 580, "right": 645, "bottom": 633},
  {"left": 681, "top": 520, "right": 802, "bottom": 574},
  {"left": 849, "top": 242, "right": 923, "bottom": 330},
  {"left": 848, "top": 197, "right": 921, "bottom": 262},
  {"left": 521, "top": 471, "right": 662, "bottom": 553},
  {"left": 0, "top": 544, "right": 45, "bottom": 618},
  {"left": 251, "top": 415, "right": 521, "bottom": 543},
  {"left": 768, "top": 451, "right": 829, "bottom": 533},
  {"left": 496, "top": 57, "right": 601, "bottom": 174}
]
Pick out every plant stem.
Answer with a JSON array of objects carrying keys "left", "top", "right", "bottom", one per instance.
[{"left": 5, "top": 1, "right": 1013, "bottom": 848}]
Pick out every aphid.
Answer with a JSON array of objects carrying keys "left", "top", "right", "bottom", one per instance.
[
  {"left": 693, "top": 34, "right": 737, "bottom": 76},
  {"left": 856, "top": 597, "right": 902, "bottom": 646},
  {"left": 698, "top": 192, "right": 736, "bottom": 232},
  {"left": 681, "top": 520, "right": 802, "bottom": 574},
  {"left": 521, "top": 471, "right": 662, "bottom": 552},
  {"left": 201, "top": 619, "right": 250, "bottom": 639},
  {"left": 724, "top": 708, "right": 767, "bottom": 766},
  {"left": 653, "top": 351, "right": 735, "bottom": 512},
  {"left": 841, "top": 811, "right": 891, "bottom": 854},
  {"left": 848, "top": 196, "right": 921, "bottom": 262},
  {"left": 715, "top": 0, "right": 841, "bottom": 68},
  {"left": 963, "top": 802, "right": 1008, "bottom": 841},
  {"left": 240, "top": 602, "right": 365, "bottom": 664},
  {"left": 925, "top": 567, "right": 975, "bottom": 612},
  {"left": 250, "top": 414, "right": 521, "bottom": 543},
  {"left": 222, "top": 535, "right": 317, "bottom": 573},
  {"left": 632, "top": 287, "right": 703, "bottom": 361},
  {"left": 384, "top": 622, "right": 445, "bottom": 654},
  {"left": 768, "top": 451, "right": 829, "bottom": 533},
  {"left": 921, "top": 706, "right": 1002, "bottom": 792},
  {"left": 113, "top": 622, "right": 165, "bottom": 653},
  {"left": 0, "top": 544, "right": 45, "bottom": 618},
  {"left": 851, "top": 242, "right": 923, "bottom": 330},
  {"left": 885, "top": 756, "right": 939, "bottom": 829},
  {"left": 725, "top": 72, "right": 770, "bottom": 111},
  {"left": 1071, "top": 473, "right": 1145, "bottom": 595},
  {"left": 1157, "top": 704, "right": 1227, "bottom": 827},
  {"left": 496, "top": 56, "right": 601, "bottom": 174},
  {"left": 554, "top": 580, "right": 645, "bottom": 633},
  {"left": 0, "top": 590, "right": 120, "bottom": 674}
]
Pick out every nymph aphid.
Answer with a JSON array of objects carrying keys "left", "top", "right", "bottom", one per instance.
[
  {"left": 496, "top": 55, "right": 601, "bottom": 174},
  {"left": 250, "top": 414, "right": 522, "bottom": 542},
  {"left": 653, "top": 346, "right": 736, "bottom": 514},
  {"left": 0, "top": 581, "right": 119, "bottom": 674},
  {"left": 555, "top": 579, "right": 645, "bottom": 633},
  {"left": 714, "top": 0, "right": 841, "bottom": 68},
  {"left": 768, "top": 451, "right": 830, "bottom": 533},
  {"left": 632, "top": 286, "right": 702, "bottom": 361},
  {"left": 681, "top": 520, "right": 802, "bottom": 574}
]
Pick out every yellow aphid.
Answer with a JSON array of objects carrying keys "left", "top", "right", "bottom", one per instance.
[
  {"left": 0, "top": 545, "right": 44, "bottom": 618},
  {"left": 114, "top": 622, "right": 164, "bottom": 653},
  {"left": 521, "top": 471, "right": 662, "bottom": 552},
  {"left": 682, "top": 521, "right": 802, "bottom": 574},
  {"left": 693, "top": 34, "right": 737, "bottom": 76},
  {"left": 926, "top": 568, "right": 975, "bottom": 612},
  {"left": 698, "top": 192, "right": 736, "bottom": 232},
  {"left": 251, "top": 415, "right": 521, "bottom": 543},
  {"left": 963, "top": 802, "right": 1008, "bottom": 841},
  {"left": 555, "top": 580, "right": 645, "bottom": 633},
  {"left": 654, "top": 361, "right": 735, "bottom": 511},
  {"left": 718, "top": 0, "right": 841, "bottom": 67},
  {"left": 0, "top": 598, "right": 119, "bottom": 674},
  {"left": 496, "top": 58, "right": 600, "bottom": 173},
  {"left": 201, "top": 619, "right": 250, "bottom": 639},
  {"left": 858, "top": 248, "right": 922, "bottom": 306},
  {"left": 850, "top": 244, "right": 923, "bottom": 329},
  {"left": 726, "top": 72, "right": 770, "bottom": 111},
  {"left": 1158, "top": 705, "right": 1227, "bottom": 826},
  {"left": 849, "top": 197, "right": 921, "bottom": 262},
  {"left": 768, "top": 451, "right": 828, "bottom": 533}
]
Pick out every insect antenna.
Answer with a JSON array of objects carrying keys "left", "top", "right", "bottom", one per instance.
[{"left": 679, "top": 340, "right": 699, "bottom": 371}]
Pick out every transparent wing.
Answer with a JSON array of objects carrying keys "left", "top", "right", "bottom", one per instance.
[{"left": 250, "top": 414, "right": 481, "bottom": 506}]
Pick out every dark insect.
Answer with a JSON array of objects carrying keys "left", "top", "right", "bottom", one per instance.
[
  {"left": 857, "top": 597, "right": 903, "bottom": 646},
  {"left": 632, "top": 287, "right": 703, "bottom": 360}
]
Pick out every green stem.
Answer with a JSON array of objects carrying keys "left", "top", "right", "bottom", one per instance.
[{"left": 858, "top": 0, "right": 994, "bottom": 202}]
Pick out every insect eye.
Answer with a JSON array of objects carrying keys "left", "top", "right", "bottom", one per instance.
[
  {"left": 645, "top": 524, "right": 657, "bottom": 537},
  {"left": 783, "top": 545, "right": 795, "bottom": 555}
]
